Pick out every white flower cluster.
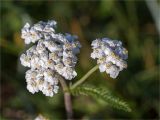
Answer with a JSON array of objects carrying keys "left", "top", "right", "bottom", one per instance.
[
  {"left": 91, "top": 38, "right": 128, "bottom": 78},
  {"left": 20, "top": 20, "right": 81, "bottom": 97}
]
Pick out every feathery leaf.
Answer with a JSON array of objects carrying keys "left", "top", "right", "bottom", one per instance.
[{"left": 70, "top": 84, "right": 131, "bottom": 112}]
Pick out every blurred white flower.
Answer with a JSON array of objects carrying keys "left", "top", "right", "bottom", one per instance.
[
  {"left": 91, "top": 38, "right": 128, "bottom": 78},
  {"left": 35, "top": 114, "right": 48, "bottom": 120},
  {"left": 20, "top": 20, "right": 81, "bottom": 96},
  {"left": 20, "top": 54, "right": 31, "bottom": 67}
]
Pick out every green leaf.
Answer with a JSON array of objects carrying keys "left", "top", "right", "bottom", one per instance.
[{"left": 70, "top": 84, "right": 131, "bottom": 112}]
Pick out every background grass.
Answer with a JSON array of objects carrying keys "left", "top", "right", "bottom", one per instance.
[{"left": 0, "top": 0, "right": 159, "bottom": 119}]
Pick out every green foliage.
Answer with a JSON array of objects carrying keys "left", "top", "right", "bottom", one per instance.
[
  {"left": 71, "top": 84, "right": 131, "bottom": 112},
  {"left": 1, "top": 0, "right": 159, "bottom": 119}
]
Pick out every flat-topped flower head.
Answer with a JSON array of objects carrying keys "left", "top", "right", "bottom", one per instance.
[
  {"left": 91, "top": 38, "right": 128, "bottom": 78},
  {"left": 20, "top": 20, "right": 81, "bottom": 96}
]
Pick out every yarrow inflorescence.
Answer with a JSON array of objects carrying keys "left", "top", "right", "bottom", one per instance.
[
  {"left": 91, "top": 38, "right": 128, "bottom": 78},
  {"left": 20, "top": 20, "right": 81, "bottom": 97}
]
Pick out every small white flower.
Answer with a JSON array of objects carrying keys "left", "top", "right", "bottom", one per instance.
[
  {"left": 37, "top": 78, "right": 45, "bottom": 91},
  {"left": 61, "top": 67, "right": 77, "bottom": 80},
  {"left": 48, "top": 20, "right": 57, "bottom": 27},
  {"left": 44, "top": 69, "right": 55, "bottom": 84},
  {"left": 63, "top": 50, "right": 74, "bottom": 57},
  {"left": 27, "top": 81, "right": 39, "bottom": 94},
  {"left": 40, "top": 51, "right": 49, "bottom": 62},
  {"left": 106, "top": 65, "right": 120, "bottom": 78},
  {"left": 99, "top": 64, "right": 106, "bottom": 72},
  {"left": 45, "top": 59, "right": 55, "bottom": 70},
  {"left": 20, "top": 54, "right": 31, "bottom": 67},
  {"left": 55, "top": 63, "right": 65, "bottom": 74},
  {"left": 43, "top": 40, "right": 61, "bottom": 52},
  {"left": 63, "top": 57, "right": 74, "bottom": 67},
  {"left": 33, "top": 23, "right": 44, "bottom": 31},
  {"left": 91, "top": 48, "right": 104, "bottom": 59},
  {"left": 53, "top": 85, "right": 59, "bottom": 93},
  {"left": 26, "top": 45, "right": 37, "bottom": 55},
  {"left": 51, "top": 33, "right": 67, "bottom": 43},
  {"left": 91, "top": 38, "right": 128, "bottom": 78},
  {"left": 21, "top": 23, "right": 42, "bottom": 44},
  {"left": 36, "top": 40, "right": 46, "bottom": 53},
  {"left": 42, "top": 82, "right": 55, "bottom": 97},
  {"left": 30, "top": 55, "right": 41, "bottom": 69},
  {"left": 49, "top": 52, "right": 61, "bottom": 63}
]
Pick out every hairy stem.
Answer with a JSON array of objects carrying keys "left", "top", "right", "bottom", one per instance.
[
  {"left": 71, "top": 65, "right": 99, "bottom": 89},
  {"left": 59, "top": 77, "right": 73, "bottom": 120}
]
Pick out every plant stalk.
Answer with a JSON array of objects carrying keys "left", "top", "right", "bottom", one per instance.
[
  {"left": 71, "top": 65, "right": 99, "bottom": 89},
  {"left": 59, "top": 77, "right": 73, "bottom": 120}
]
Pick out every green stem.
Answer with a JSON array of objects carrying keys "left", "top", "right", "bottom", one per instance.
[{"left": 71, "top": 65, "right": 99, "bottom": 89}]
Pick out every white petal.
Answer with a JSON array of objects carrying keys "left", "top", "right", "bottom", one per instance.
[{"left": 99, "top": 64, "right": 106, "bottom": 72}]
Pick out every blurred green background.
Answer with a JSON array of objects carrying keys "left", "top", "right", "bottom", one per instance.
[{"left": 0, "top": 0, "right": 159, "bottom": 119}]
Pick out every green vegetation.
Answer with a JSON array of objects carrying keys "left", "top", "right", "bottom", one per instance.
[{"left": 1, "top": 0, "right": 159, "bottom": 119}]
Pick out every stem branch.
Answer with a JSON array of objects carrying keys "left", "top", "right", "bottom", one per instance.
[
  {"left": 59, "top": 65, "right": 99, "bottom": 119},
  {"left": 71, "top": 65, "right": 99, "bottom": 89}
]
